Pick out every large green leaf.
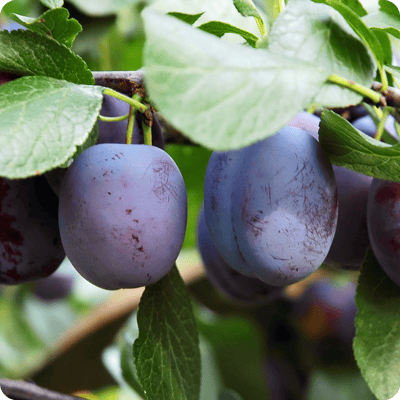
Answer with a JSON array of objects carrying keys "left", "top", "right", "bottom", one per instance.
[
  {"left": 268, "top": 0, "right": 376, "bottom": 107},
  {"left": 362, "top": 0, "right": 400, "bottom": 39},
  {"left": 11, "top": 8, "right": 82, "bottom": 48},
  {"left": 354, "top": 248, "right": 400, "bottom": 400},
  {"left": 318, "top": 110, "right": 400, "bottom": 182},
  {"left": 142, "top": 8, "right": 329, "bottom": 151},
  {"left": 0, "top": 30, "right": 93, "bottom": 84},
  {"left": 133, "top": 265, "right": 201, "bottom": 400},
  {"left": 312, "top": 0, "right": 384, "bottom": 66},
  {"left": 0, "top": 76, "right": 103, "bottom": 178}
]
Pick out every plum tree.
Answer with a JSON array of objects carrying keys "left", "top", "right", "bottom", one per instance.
[
  {"left": 289, "top": 112, "right": 372, "bottom": 268},
  {"left": 367, "top": 179, "right": 400, "bottom": 287},
  {"left": 33, "top": 272, "right": 74, "bottom": 302},
  {"left": 197, "top": 207, "right": 282, "bottom": 304},
  {"left": 58, "top": 143, "right": 187, "bottom": 290},
  {"left": 204, "top": 126, "right": 338, "bottom": 286},
  {"left": 0, "top": 176, "right": 65, "bottom": 284}
]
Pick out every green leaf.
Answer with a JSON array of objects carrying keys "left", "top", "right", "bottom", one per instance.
[
  {"left": 380, "top": 0, "right": 399, "bottom": 14},
  {"left": 0, "top": 30, "right": 93, "bottom": 84},
  {"left": 133, "top": 265, "right": 201, "bottom": 400},
  {"left": 66, "top": 0, "right": 143, "bottom": 16},
  {"left": 319, "top": 110, "right": 400, "bottom": 182},
  {"left": 312, "top": 0, "right": 384, "bottom": 66},
  {"left": 142, "top": 8, "right": 330, "bottom": 151},
  {"left": 168, "top": 12, "right": 205, "bottom": 25},
  {"left": 372, "top": 28, "right": 393, "bottom": 65},
  {"left": 195, "top": 309, "right": 269, "bottom": 400},
  {"left": 198, "top": 21, "right": 259, "bottom": 47},
  {"left": 232, "top": 0, "right": 265, "bottom": 36},
  {"left": 0, "top": 76, "right": 104, "bottom": 179},
  {"left": 341, "top": 0, "right": 367, "bottom": 17},
  {"left": 354, "top": 248, "right": 400, "bottom": 400},
  {"left": 306, "top": 369, "right": 376, "bottom": 400},
  {"left": 362, "top": 6, "right": 400, "bottom": 39},
  {"left": 233, "top": 0, "right": 262, "bottom": 18},
  {"left": 361, "top": 103, "right": 398, "bottom": 145},
  {"left": 10, "top": 8, "right": 82, "bottom": 48},
  {"left": 40, "top": 0, "right": 63, "bottom": 8},
  {"left": 268, "top": 0, "right": 376, "bottom": 107}
]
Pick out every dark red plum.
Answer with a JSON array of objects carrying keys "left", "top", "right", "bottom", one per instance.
[
  {"left": 0, "top": 176, "right": 65, "bottom": 284},
  {"left": 197, "top": 207, "right": 282, "bottom": 305},
  {"left": 205, "top": 126, "right": 338, "bottom": 286},
  {"left": 33, "top": 272, "right": 74, "bottom": 302},
  {"left": 294, "top": 278, "right": 357, "bottom": 347},
  {"left": 58, "top": 143, "right": 187, "bottom": 290},
  {"left": 367, "top": 179, "right": 400, "bottom": 286}
]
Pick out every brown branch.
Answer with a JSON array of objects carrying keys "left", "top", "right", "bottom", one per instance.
[{"left": 0, "top": 379, "right": 84, "bottom": 400}]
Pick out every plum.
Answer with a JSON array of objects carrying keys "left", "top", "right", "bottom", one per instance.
[
  {"left": 197, "top": 207, "right": 282, "bottom": 304},
  {"left": 58, "top": 143, "right": 187, "bottom": 290},
  {"left": 367, "top": 179, "right": 400, "bottom": 286},
  {"left": 0, "top": 176, "right": 65, "bottom": 284},
  {"left": 205, "top": 126, "right": 338, "bottom": 286}
]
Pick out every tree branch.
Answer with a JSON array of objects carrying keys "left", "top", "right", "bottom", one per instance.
[{"left": 0, "top": 379, "right": 84, "bottom": 400}]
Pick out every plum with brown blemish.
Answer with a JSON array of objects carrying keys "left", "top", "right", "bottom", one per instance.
[
  {"left": 58, "top": 143, "right": 187, "bottom": 290},
  {"left": 0, "top": 176, "right": 65, "bottom": 284},
  {"left": 204, "top": 126, "right": 338, "bottom": 286},
  {"left": 367, "top": 179, "right": 400, "bottom": 286},
  {"left": 197, "top": 207, "right": 282, "bottom": 304}
]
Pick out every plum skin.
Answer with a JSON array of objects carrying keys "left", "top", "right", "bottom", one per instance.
[
  {"left": 197, "top": 207, "right": 282, "bottom": 304},
  {"left": 0, "top": 176, "right": 65, "bottom": 284},
  {"left": 289, "top": 112, "right": 372, "bottom": 268},
  {"left": 58, "top": 143, "right": 187, "bottom": 290},
  {"left": 205, "top": 126, "right": 338, "bottom": 286},
  {"left": 367, "top": 179, "right": 400, "bottom": 286}
]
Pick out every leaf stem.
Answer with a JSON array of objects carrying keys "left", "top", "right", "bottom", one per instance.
[
  {"left": 327, "top": 74, "right": 382, "bottom": 104},
  {"left": 103, "top": 88, "right": 148, "bottom": 113}
]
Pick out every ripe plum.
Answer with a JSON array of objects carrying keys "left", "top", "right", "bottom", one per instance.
[
  {"left": 290, "top": 112, "right": 372, "bottom": 268},
  {"left": 58, "top": 143, "right": 187, "bottom": 290},
  {"left": 197, "top": 207, "right": 282, "bottom": 304},
  {"left": 205, "top": 126, "right": 338, "bottom": 286}
]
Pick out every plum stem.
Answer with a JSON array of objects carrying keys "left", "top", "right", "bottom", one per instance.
[
  {"left": 102, "top": 88, "right": 148, "bottom": 113},
  {"left": 327, "top": 74, "right": 383, "bottom": 104},
  {"left": 143, "top": 122, "right": 152, "bottom": 146},
  {"left": 98, "top": 113, "right": 129, "bottom": 122}
]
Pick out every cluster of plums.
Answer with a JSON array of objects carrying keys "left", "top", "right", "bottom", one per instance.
[
  {"left": 197, "top": 110, "right": 400, "bottom": 303},
  {"left": 0, "top": 72, "right": 187, "bottom": 290},
  {"left": 2, "top": 66, "right": 400, "bottom": 297}
]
